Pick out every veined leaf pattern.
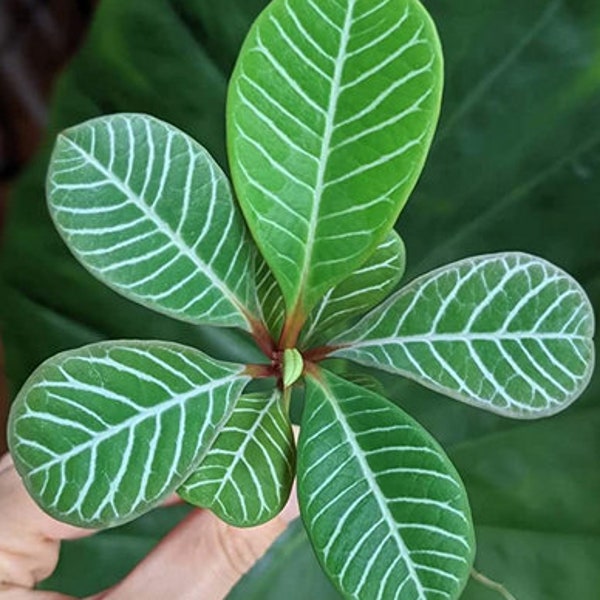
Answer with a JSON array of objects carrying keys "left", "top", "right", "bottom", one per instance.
[
  {"left": 254, "top": 253, "right": 286, "bottom": 339},
  {"left": 47, "top": 113, "right": 258, "bottom": 330},
  {"left": 229, "top": 0, "right": 443, "bottom": 316},
  {"left": 256, "top": 231, "right": 406, "bottom": 344},
  {"left": 333, "top": 253, "right": 595, "bottom": 418},
  {"left": 8, "top": 341, "right": 249, "bottom": 528},
  {"left": 179, "top": 391, "right": 295, "bottom": 527},
  {"left": 298, "top": 370, "right": 474, "bottom": 600},
  {"left": 302, "top": 230, "right": 406, "bottom": 345}
]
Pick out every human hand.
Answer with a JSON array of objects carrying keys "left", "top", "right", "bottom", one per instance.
[{"left": 0, "top": 453, "right": 299, "bottom": 599}]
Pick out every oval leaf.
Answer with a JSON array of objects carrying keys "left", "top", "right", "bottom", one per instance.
[
  {"left": 333, "top": 253, "right": 596, "bottom": 418},
  {"left": 228, "top": 0, "right": 443, "bottom": 317},
  {"left": 298, "top": 370, "right": 474, "bottom": 600},
  {"left": 302, "top": 230, "right": 406, "bottom": 345},
  {"left": 47, "top": 113, "right": 258, "bottom": 330},
  {"left": 8, "top": 341, "right": 250, "bottom": 528},
  {"left": 178, "top": 391, "right": 295, "bottom": 527}
]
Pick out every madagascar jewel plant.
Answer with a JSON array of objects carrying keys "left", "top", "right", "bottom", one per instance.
[{"left": 7, "top": 0, "right": 595, "bottom": 598}]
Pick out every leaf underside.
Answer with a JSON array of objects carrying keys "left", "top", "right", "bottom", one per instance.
[
  {"left": 8, "top": 341, "right": 249, "bottom": 528},
  {"left": 47, "top": 113, "right": 258, "bottom": 330},
  {"left": 178, "top": 391, "right": 295, "bottom": 527},
  {"left": 228, "top": 0, "right": 443, "bottom": 317},
  {"left": 298, "top": 370, "right": 474, "bottom": 600},
  {"left": 333, "top": 252, "right": 595, "bottom": 418}
]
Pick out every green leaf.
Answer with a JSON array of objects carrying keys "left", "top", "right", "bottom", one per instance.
[
  {"left": 8, "top": 341, "right": 249, "bottom": 528},
  {"left": 302, "top": 230, "right": 406, "bottom": 345},
  {"left": 333, "top": 253, "right": 595, "bottom": 418},
  {"left": 228, "top": 0, "right": 443, "bottom": 318},
  {"left": 0, "top": 0, "right": 267, "bottom": 390},
  {"left": 178, "top": 391, "right": 295, "bottom": 527},
  {"left": 47, "top": 113, "right": 259, "bottom": 330},
  {"left": 298, "top": 370, "right": 474, "bottom": 600},
  {"left": 254, "top": 254, "right": 286, "bottom": 339}
]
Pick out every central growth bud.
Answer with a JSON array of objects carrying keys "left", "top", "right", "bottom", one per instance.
[{"left": 281, "top": 348, "right": 304, "bottom": 387}]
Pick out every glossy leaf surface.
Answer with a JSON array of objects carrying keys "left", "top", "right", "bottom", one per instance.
[
  {"left": 47, "top": 113, "right": 258, "bottom": 330},
  {"left": 302, "top": 230, "right": 406, "bottom": 345},
  {"left": 334, "top": 253, "right": 595, "bottom": 418},
  {"left": 8, "top": 341, "right": 249, "bottom": 528},
  {"left": 179, "top": 391, "right": 295, "bottom": 527},
  {"left": 228, "top": 0, "right": 442, "bottom": 317},
  {"left": 298, "top": 370, "right": 474, "bottom": 600}
]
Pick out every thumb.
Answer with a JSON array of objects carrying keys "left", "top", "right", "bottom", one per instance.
[{"left": 0, "top": 454, "right": 90, "bottom": 596}]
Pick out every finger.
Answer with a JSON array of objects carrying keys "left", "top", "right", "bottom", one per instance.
[
  {"left": 0, "top": 587, "right": 72, "bottom": 600},
  {"left": 0, "top": 451, "right": 189, "bottom": 595},
  {"left": 91, "top": 485, "right": 300, "bottom": 600},
  {"left": 0, "top": 454, "right": 91, "bottom": 593},
  {"left": 2, "top": 425, "right": 301, "bottom": 598}
]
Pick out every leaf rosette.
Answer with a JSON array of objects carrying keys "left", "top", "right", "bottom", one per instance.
[{"left": 5, "top": 0, "right": 596, "bottom": 598}]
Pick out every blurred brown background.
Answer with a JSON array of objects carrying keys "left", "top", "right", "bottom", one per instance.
[{"left": 0, "top": 0, "right": 96, "bottom": 453}]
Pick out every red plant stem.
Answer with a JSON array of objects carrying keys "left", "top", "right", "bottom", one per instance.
[
  {"left": 279, "top": 306, "right": 306, "bottom": 349},
  {"left": 303, "top": 360, "right": 322, "bottom": 379},
  {"left": 249, "top": 318, "right": 276, "bottom": 358},
  {"left": 303, "top": 345, "right": 341, "bottom": 363},
  {"left": 244, "top": 363, "right": 276, "bottom": 379}
]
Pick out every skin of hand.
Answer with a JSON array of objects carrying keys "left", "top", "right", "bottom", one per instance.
[{"left": 0, "top": 453, "right": 299, "bottom": 600}]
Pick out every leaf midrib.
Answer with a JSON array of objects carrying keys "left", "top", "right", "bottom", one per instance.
[
  {"left": 344, "top": 331, "right": 590, "bottom": 348},
  {"left": 296, "top": 1, "right": 355, "bottom": 311},
  {"left": 60, "top": 134, "right": 252, "bottom": 328},
  {"left": 203, "top": 391, "right": 278, "bottom": 509},
  {"left": 23, "top": 373, "right": 241, "bottom": 476},
  {"left": 314, "top": 376, "right": 426, "bottom": 600}
]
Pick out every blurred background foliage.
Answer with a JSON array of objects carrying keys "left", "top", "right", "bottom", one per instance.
[{"left": 0, "top": 0, "right": 599, "bottom": 598}]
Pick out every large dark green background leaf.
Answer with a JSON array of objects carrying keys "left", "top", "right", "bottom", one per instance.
[{"left": 1, "top": 0, "right": 599, "bottom": 598}]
